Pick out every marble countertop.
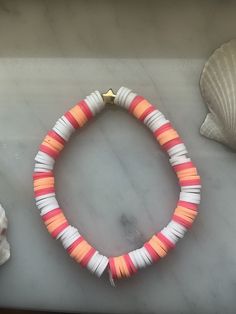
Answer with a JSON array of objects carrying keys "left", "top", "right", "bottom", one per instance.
[{"left": 0, "top": 0, "right": 236, "bottom": 313}]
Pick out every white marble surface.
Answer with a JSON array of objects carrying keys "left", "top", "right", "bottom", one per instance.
[{"left": 0, "top": 0, "right": 236, "bottom": 313}]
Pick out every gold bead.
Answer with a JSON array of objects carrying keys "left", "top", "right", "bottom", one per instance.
[{"left": 102, "top": 88, "right": 116, "bottom": 105}]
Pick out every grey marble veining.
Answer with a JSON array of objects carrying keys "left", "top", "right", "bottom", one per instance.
[{"left": 0, "top": 0, "right": 236, "bottom": 313}]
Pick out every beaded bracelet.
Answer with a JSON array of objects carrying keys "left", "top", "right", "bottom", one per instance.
[{"left": 33, "top": 87, "right": 201, "bottom": 284}]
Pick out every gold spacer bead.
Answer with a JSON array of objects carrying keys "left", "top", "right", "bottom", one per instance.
[{"left": 102, "top": 88, "right": 116, "bottom": 105}]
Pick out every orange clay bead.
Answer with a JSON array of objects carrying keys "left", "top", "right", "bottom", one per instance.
[
  {"left": 173, "top": 210, "right": 194, "bottom": 223},
  {"left": 42, "top": 141, "right": 60, "bottom": 153},
  {"left": 34, "top": 183, "right": 55, "bottom": 191},
  {"left": 177, "top": 168, "right": 198, "bottom": 179},
  {"left": 44, "top": 136, "right": 64, "bottom": 151},
  {"left": 157, "top": 129, "right": 179, "bottom": 145},
  {"left": 149, "top": 236, "right": 167, "bottom": 257},
  {"left": 34, "top": 177, "right": 54, "bottom": 186},
  {"left": 75, "top": 243, "right": 92, "bottom": 262},
  {"left": 114, "top": 257, "right": 122, "bottom": 278},
  {"left": 44, "top": 213, "right": 64, "bottom": 226},
  {"left": 133, "top": 100, "right": 152, "bottom": 119},
  {"left": 175, "top": 206, "right": 198, "bottom": 219},
  {"left": 47, "top": 217, "right": 67, "bottom": 234},
  {"left": 155, "top": 237, "right": 169, "bottom": 252},
  {"left": 69, "top": 106, "right": 88, "bottom": 127},
  {"left": 119, "top": 256, "right": 130, "bottom": 277}
]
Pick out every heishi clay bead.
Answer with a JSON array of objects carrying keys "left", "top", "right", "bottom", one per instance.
[{"left": 33, "top": 87, "right": 201, "bottom": 283}]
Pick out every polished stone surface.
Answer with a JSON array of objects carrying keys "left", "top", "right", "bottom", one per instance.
[{"left": 0, "top": 0, "right": 236, "bottom": 313}]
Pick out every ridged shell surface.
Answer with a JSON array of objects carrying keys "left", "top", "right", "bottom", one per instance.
[
  {"left": 200, "top": 39, "right": 236, "bottom": 150},
  {"left": 0, "top": 204, "right": 10, "bottom": 266}
]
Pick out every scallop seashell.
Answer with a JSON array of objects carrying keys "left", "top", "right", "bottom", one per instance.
[
  {"left": 200, "top": 39, "right": 236, "bottom": 150},
  {"left": 0, "top": 204, "right": 10, "bottom": 266}
]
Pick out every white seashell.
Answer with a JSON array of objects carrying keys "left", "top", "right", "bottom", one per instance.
[
  {"left": 200, "top": 39, "right": 236, "bottom": 150},
  {"left": 0, "top": 204, "right": 10, "bottom": 266}
]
